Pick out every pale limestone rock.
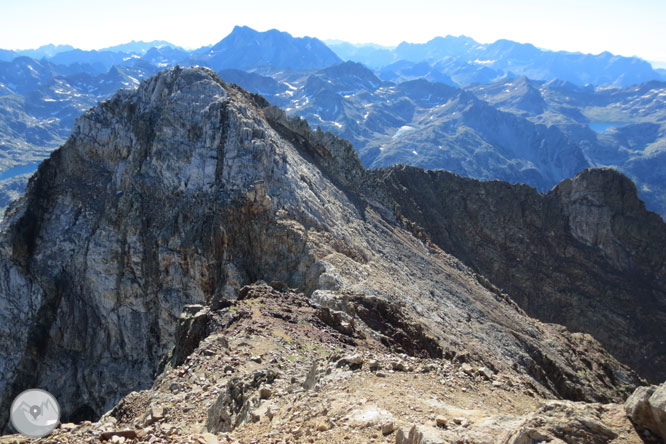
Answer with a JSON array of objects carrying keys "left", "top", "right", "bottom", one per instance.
[
  {"left": 194, "top": 433, "right": 219, "bottom": 444},
  {"left": 625, "top": 382, "right": 666, "bottom": 440},
  {"left": 381, "top": 421, "right": 396, "bottom": 435}
]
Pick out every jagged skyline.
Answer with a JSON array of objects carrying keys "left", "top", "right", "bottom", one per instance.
[{"left": 2, "top": 0, "right": 665, "bottom": 66}]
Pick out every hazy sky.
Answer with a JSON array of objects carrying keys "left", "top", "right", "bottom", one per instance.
[{"left": 2, "top": 0, "right": 665, "bottom": 65}]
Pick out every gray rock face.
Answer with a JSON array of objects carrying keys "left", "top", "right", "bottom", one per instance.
[
  {"left": 0, "top": 67, "right": 643, "bottom": 431},
  {"left": 368, "top": 165, "right": 666, "bottom": 382},
  {"left": 0, "top": 66, "right": 336, "bottom": 426},
  {"left": 626, "top": 382, "right": 666, "bottom": 440},
  {"left": 166, "top": 304, "right": 213, "bottom": 368}
]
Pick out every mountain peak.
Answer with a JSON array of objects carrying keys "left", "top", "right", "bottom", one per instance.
[
  {"left": 550, "top": 167, "right": 664, "bottom": 269},
  {"left": 317, "top": 61, "right": 384, "bottom": 88},
  {"left": 193, "top": 26, "right": 341, "bottom": 71},
  {"left": 134, "top": 65, "right": 224, "bottom": 102},
  {"left": 229, "top": 24, "right": 260, "bottom": 37}
]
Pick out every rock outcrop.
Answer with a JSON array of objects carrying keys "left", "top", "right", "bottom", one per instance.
[
  {"left": 625, "top": 382, "right": 666, "bottom": 441},
  {"left": 0, "top": 67, "right": 653, "bottom": 433},
  {"left": 368, "top": 165, "right": 666, "bottom": 382}
]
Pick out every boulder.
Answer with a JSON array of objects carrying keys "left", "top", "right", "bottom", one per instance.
[
  {"left": 143, "top": 405, "right": 167, "bottom": 426},
  {"left": 194, "top": 433, "right": 219, "bottom": 444},
  {"left": 435, "top": 416, "right": 448, "bottom": 428},
  {"left": 99, "top": 430, "right": 138, "bottom": 441},
  {"left": 395, "top": 425, "right": 444, "bottom": 444},
  {"left": 505, "top": 400, "right": 619, "bottom": 444},
  {"left": 625, "top": 382, "right": 666, "bottom": 440},
  {"left": 338, "top": 354, "right": 363, "bottom": 369},
  {"left": 381, "top": 421, "right": 396, "bottom": 435}
]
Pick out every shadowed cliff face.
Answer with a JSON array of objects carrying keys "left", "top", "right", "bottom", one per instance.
[
  {"left": 0, "top": 67, "right": 653, "bottom": 431},
  {"left": 369, "top": 165, "right": 666, "bottom": 382}
]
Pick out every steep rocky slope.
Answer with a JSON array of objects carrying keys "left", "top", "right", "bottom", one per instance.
[
  {"left": 0, "top": 67, "right": 647, "bottom": 435},
  {"left": 368, "top": 165, "right": 666, "bottom": 382}
]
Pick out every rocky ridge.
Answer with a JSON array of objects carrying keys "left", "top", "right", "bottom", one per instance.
[
  {"left": 0, "top": 67, "right": 661, "bottom": 440},
  {"left": 366, "top": 165, "right": 666, "bottom": 382}
]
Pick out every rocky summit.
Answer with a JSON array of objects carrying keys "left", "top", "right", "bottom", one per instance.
[{"left": 0, "top": 67, "right": 664, "bottom": 443}]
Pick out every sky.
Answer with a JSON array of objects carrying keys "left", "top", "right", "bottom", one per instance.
[{"left": 1, "top": 0, "right": 665, "bottom": 66}]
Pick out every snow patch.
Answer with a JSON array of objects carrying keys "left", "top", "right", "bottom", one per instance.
[{"left": 392, "top": 125, "right": 416, "bottom": 139}]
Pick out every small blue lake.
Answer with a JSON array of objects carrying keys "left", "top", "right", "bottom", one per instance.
[
  {"left": 588, "top": 122, "right": 629, "bottom": 133},
  {"left": 0, "top": 162, "right": 41, "bottom": 181}
]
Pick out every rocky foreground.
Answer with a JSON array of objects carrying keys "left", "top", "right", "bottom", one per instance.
[
  {"left": 1, "top": 284, "right": 664, "bottom": 444},
  {"left": 0, "top": 67, "right": 664, "bottom": 443}
]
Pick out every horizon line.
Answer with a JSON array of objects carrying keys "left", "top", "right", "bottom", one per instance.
[{"left": 2, "top": 26, "right": 661, "bottom": 66}]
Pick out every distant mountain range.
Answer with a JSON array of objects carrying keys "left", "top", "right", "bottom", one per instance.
[
  {"left": 1, "top": 25, "right": 666, "bottom": 218},
  {"left": 328, "top": 36, "right": 664, "bottom": 87},
  {"left": 0, "top": 41, "right": 181, "bottom": 62},
  {"left": 101, "top": 40, "right": 182, "bottom": 55}
]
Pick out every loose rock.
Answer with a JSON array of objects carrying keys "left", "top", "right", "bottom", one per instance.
[{"left": 381, "top": 422, "right": 396, "bottom": 435}]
